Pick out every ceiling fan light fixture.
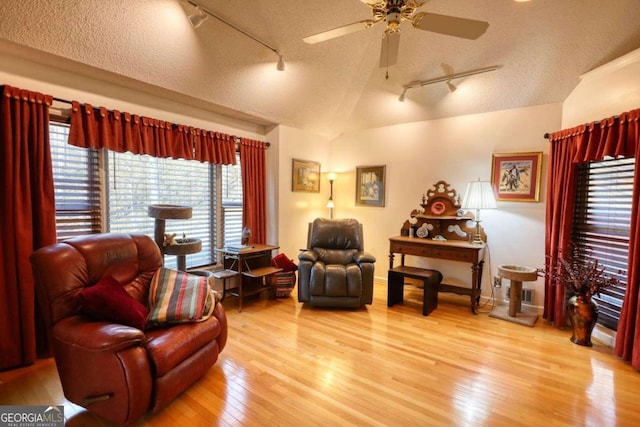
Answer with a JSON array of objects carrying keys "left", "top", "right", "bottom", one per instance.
[{"left": 188, "top": 7, "right": 208, "bottom": 28}]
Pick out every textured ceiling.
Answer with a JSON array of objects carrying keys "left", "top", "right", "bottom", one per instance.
[{"left": 1, "top": 0, "right": 640, "bottom": 138}]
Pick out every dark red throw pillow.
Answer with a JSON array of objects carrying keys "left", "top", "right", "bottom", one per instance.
[
  {"left": 79, "top": 276, "right": 149, "bottom": 330},
  {"left": 272, "top": 253, "right": 298, "bottom": 272}
]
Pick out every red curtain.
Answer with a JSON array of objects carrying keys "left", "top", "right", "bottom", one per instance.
[
  {"left": 0, "top": 85, "right": 57, "bottom": 370},
  {"left": 69, "top": 101, "right": 236, "bottom": 164},
  {"left": 544, "top": 127, "right": 580, "bottom": 325},
  {"left": 545, "top": 108, "right": 640, "bottom": 369},
  {"left": 240, "top": 139, "right": 267, "bottom": 244},
  {"left": 614, "top": 110, "right": 640, "bottom": 369}
]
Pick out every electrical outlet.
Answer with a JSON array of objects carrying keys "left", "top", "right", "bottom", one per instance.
[{"left": 493, "top": 276, "right": 502, "bottom": 288}]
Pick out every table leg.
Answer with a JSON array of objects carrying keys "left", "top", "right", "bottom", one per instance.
[
  {"left": 237, "top": 256, "right": 244, "bottom": 313},
  {"left": 387, "top": 271, "right": 404, "bottom": 307},
  {"left": 470, "top": 260, "right": 484, "bottom": 314},
  {"left": 388, "top": 252, "right": 395, "bottom": 270}
]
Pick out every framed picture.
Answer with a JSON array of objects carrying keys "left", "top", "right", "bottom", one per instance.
[
  {"left": 491, "top": 152, "right": 543, "bottom": 202},
  {"left": 291, "top": 159, "right": 320, "bottom": 192},
  {"left": 356, "top": 165, "right": 386, "bottom": 207}
]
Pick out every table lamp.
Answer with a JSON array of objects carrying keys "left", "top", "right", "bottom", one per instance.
[{"left": 461, "top": 178, "right": 497, "bottom": 244}]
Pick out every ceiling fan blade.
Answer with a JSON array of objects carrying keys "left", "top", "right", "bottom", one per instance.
[
  {"left": 412, "top": 12, "right": 489, "bottom": 40},
  {"left": 358, "top": 0, "right": 381, "bottom": 5},
  {"left": 379, "top": 32, "right": 400, "bottom": 68},
  {"left": 303, "top": 19, "right": 379, "bottom": 44}
]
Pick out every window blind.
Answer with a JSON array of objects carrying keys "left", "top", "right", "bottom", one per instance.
[
  {"left": 221, "top": 154, "right": 243, "bottom": 247},
  {"left": 572, "top": 157, "right": 634, "bottom": 330},
  {"left": 108, "top": 151, "right": 215, "bottom": 269},
  {"left": 50, "top": 123, "right": 102, "bottom": 241}
]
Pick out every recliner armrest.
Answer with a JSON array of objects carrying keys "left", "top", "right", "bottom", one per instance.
[
  {"left": 53, "top": 315, "right": 146, "bottom": 352},
  {"left": 298, "top": 250, "right": 318, "bottom": 263},
  {"left": 354, "top": 251, "right": 376, "bottom": 264}
]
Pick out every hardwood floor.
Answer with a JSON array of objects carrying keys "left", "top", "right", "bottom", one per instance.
[{"left": 2, "top": 280, "right": 640, "bottom": 426}]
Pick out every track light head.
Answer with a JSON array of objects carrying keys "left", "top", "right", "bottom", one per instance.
[
  {"left": 188, "top": 7, "right": 208, "bottom": 28},
  {"left": 277, "top": 54, "right": 285, "bottom": 71},
  {"left": 398, "top": 88, "right": 407, "bottom": 102},
  {"left": 446, "top": 80, "right": 457, "bottom": 93}
]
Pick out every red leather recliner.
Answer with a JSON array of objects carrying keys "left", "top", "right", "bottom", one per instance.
[{"left": 30, "top": 233, "right": 227, "bottom": 425}]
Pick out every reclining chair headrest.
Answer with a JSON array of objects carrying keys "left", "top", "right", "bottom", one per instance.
[{"left": 309, "top": 218, "right": 363, "bottom": 250}]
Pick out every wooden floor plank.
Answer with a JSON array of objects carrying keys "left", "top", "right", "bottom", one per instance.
[{"left": 2, "top": 279, "right": 640, "bottom": 426}]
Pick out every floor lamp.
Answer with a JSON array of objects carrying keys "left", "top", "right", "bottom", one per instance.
[
  {"left": 461, "top": 178, "right": 497, "bottom": 244},
  {"left": 326, "top": 173, "right": 336, "bottom": 218}
]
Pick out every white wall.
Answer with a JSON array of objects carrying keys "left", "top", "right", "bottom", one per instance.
[
  {"left": 273, "top": 125, "right": 332, "bottom": 260},
  {"left": 320, "top": 103, "right": 563, "bottom": 308},
  {"left": 562, "top": 48, "right": 640, "bottom": 127}
]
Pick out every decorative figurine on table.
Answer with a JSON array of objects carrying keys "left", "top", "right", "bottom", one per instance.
[{"left": 241, "top": 226, "right": 252, "bottom": 245}]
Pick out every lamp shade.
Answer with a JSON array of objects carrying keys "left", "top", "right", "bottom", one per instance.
[{"left": 461, "top": 179, "right": 497, "bottom": 210}]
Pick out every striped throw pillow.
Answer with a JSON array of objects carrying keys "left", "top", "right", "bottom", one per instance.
[{"left": 147, "top": 268, "right": 211, "bottom": 326}]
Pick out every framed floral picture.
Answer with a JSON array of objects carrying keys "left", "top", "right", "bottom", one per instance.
[
  {"left": 356, "top": 165, "right": 386, "bottom": 207},
  {"left": 291, "top": 159, "right": 320, "bottom": 192},
  {"left": 491, "top": 152, "right": 543, "bottom": 202}
]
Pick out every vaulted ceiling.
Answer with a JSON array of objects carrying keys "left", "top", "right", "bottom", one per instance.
[{"left": 1, "top": 0, "right": 640, "bottom": 138}]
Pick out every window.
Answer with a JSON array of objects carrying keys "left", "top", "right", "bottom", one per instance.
[
  {"left": 49, "top": 121, "right": 242, "bottom": 270},
  {"left": 108, "top": 151, "right": 215, "bottom": 269},
  {"left": 572, "top": 157, "right": 634, "bottom": 330}
]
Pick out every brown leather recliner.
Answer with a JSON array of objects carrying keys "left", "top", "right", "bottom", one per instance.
[
  {"left": 298, "top": 218, "right": 376, "bottom": 308},
  {"left": 30, "top": 233, "right": 227, "bottom": 425}
]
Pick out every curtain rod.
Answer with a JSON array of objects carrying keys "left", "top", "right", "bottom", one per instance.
[
  {"left": 543, "top": 115, "right": 621, "bottom": 140},
  {"left": 52, "top": 97, "right": 270, "bottom": 147}
]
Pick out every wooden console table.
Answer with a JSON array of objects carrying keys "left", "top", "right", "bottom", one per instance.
[
  {"left": 215, "top": 244, "right": 281, "bottom": 312},
  {"left": 388, "top": 180, "right": 492, "bottom": 314},
  {"left": 388, "top": 236, "right": 485, "bottom": 313}
]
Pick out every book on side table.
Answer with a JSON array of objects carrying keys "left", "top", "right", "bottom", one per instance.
[{"left": 226, "top": 244, "right": 254, "bottom": 252}]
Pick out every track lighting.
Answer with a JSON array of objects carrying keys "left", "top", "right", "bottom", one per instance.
[
  {"left": 185, "top": 1, "right": 285, "bottom": 71},
  {"left": 398, "top": 65, "right": 499, "bottom": 101},
  {"left": 188, "top": 7, "right": 208, "bottom": 28}
]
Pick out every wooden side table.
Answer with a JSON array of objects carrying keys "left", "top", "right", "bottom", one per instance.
[{"left": 215, "top": 244, "right": 281, "bottom": 312}]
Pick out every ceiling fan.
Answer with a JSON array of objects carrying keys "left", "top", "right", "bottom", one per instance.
[{"left": 303, "top": 0, "right": 489, "bottom": 69}]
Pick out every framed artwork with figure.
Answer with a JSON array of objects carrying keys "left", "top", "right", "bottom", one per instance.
[
  {"left": 356, "top": 165, "right": 386, "bottom": 207},
  {"left": 291, "top": 159, "right": 320, "bottom": 192},
  {"left": 491, "top": 152, "right": 542, "bottom": 202}
]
